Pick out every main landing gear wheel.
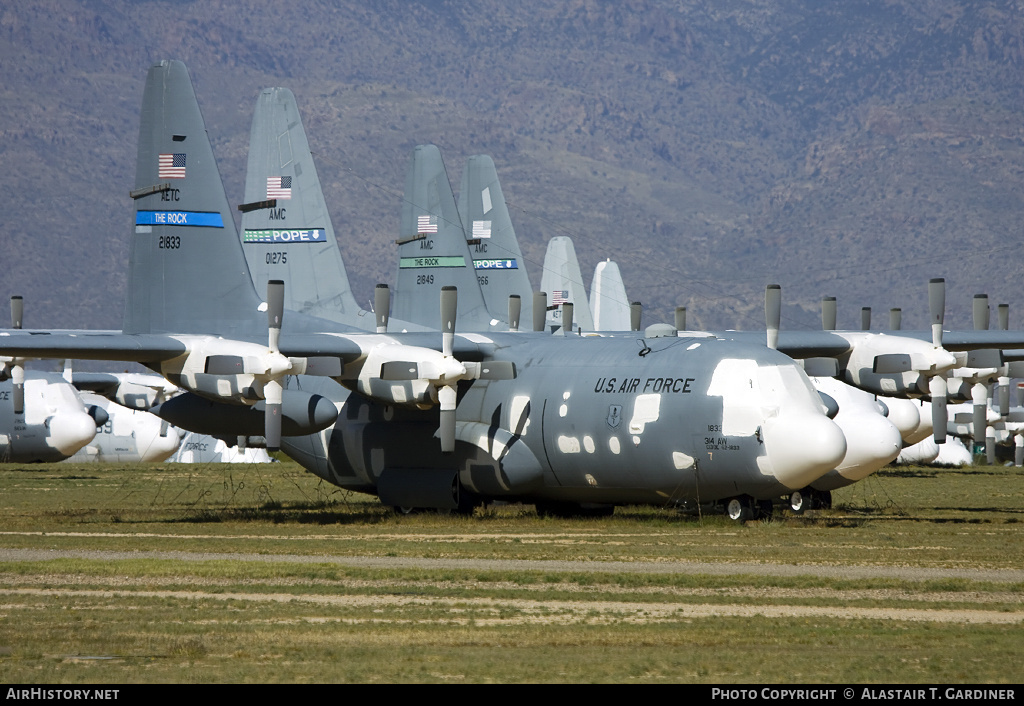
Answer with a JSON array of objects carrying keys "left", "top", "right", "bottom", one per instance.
[
  {"left": 788, "top": 490, "right": 808, "bottom": 514},
  {"left": 788, "top": 488, "right": 833, "bottom": 514},
  {"left": 725, "top": 496, "right": 753, "bottom": 522}
]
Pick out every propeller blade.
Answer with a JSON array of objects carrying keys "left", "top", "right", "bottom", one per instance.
[
  {"left": 374, "top": 283, "right": 390, "bottom": 333},
  {"left": 998, "top": 303, "right": 1009, "bottom": 331},
  {"left": 264, "top": 378, "right": 283, "bottom": 451},
  {"left": 441, "top": 286, "right": 457, "bottom": 358},
  {"left": 508, "top": 295, "right": 521, "bottom": 332},
  {"left": 987, "top": 428, "right": 996, "bottom": 465},
  {"left": 675, "top": 306, "right": 686, "bottom": 332},
  {"left": 972, "top": 382, "right": 988, "bottom": 451},
  {"left": 889, "top": 307, "right": 901, "bottom": 331},
  {"left": 438, "top": 384, "right": 457, "bottom": 453},
  {"left": 821, "top": 296, "right": 836, "bottom": 331},
  {"left": 533, "top": 291, "right": 547, "bottom": 332},
  {"left": 12, "top": 363, "right": 24, "bottom": 415},
  {"left": 10, "top": 296, "right": 24, "bottom": 415},
  {"left": 765, "top": 284, "right": 781, "bottom": 350},
  {"left": 1016, "top": 436, "right": 1024, "bottom": 468},
  {"left": 10, "top": 296, "right": 23, "bottom": 329},
  {"left": 861, "top": 307, "right": 871, "bottom": 331},
  {"left": 630, "top": 302, "right": 642, "bottom": 332},
  {"left": 973, "top": 294, "right": 990, "bottom": 330},
  {"left": 929, "top": 278, "right": 945, "bottom": 349},
  {"left": 999, "top": 380, "right": 1010, "bottom": 417},
  {"left": 267, "top": 279, "right": 284, "bottom": 353},
  {"left": 561, "top": 302, "right": 574, "bottom": 336},
  {"left": 930, "top": 375, "right": 947, "bottom": 444}
]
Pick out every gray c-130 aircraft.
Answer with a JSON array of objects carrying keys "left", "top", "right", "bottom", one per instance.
[
  {"left": 231, "top": 75, "right": 1024, "bottom": 518},
  {"left": 0, "top": 60, "right": 860, "bottom": 519}
]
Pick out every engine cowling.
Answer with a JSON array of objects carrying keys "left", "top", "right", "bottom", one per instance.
[{"left": 152, "top": 390, "right": 338, "bottom": 437}]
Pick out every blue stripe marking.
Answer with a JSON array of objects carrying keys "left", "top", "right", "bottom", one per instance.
[{"left": 136, "top": 211, "right": 225, "bottom": 228}]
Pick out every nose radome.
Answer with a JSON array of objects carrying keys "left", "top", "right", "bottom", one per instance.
[
  {"left": 48, "top": 411, "right": 98, "bottom": 456},
  {"left": 879, "top": 396, "right": 921, "bottom": 441},
  {"left": 834, "top": 413, "right": 903, "bottom": 482},
  {"left": 758, "top": 413, "right": 847, "bottom": 490},
  {"left": 139, "top": 426, "right": 184, "bottom": 462}
]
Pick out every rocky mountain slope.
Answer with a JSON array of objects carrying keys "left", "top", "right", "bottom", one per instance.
[{"left": 2, "top": 0, "right": 1022, "bottom": 333}]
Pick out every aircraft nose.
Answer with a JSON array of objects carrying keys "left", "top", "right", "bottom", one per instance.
[
  {"left": 759, "top": 413, "right": 847, "bottom": 489},
  {"left": 879, "top": 396, "right": 921, "bottom": 442},
  {"left": 834, "top": 413, "right": 903, "bottom": 482},
  {"left": 48, "top": 411, "right": 98, "bottom": 456},
  {"left": 140, "top": 431, "right": 183, "bottom": 462}
]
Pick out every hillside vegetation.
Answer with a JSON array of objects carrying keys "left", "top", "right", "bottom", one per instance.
[{"left": 2, "top": 1, "right": 1022, "bottom": 332}]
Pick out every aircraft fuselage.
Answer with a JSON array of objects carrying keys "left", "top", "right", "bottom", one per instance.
[{"left": 280, "top": 333, "right": 846, "bottom": 508}]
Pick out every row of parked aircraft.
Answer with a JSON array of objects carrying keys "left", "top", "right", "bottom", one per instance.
[
  {"left": 2, "top": 60, "right": 1022, "bottom": 520},
  {"left": 0, "top": 362, "right": 273, "bottom": 464}
]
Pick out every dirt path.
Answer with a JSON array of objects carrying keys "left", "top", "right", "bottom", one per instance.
[{"left": 2, "top": 547, "right": 1023, "bottom": 582}]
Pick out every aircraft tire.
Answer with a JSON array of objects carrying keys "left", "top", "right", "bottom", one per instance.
[
  {"left": 725, "top": 496, "right": 752, "bottom": 522},
  {"left": 788, "top": 490, "right": 808, "bottom": 514}
]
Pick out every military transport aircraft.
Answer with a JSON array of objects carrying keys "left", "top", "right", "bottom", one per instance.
[
  {"left": 0, "top": 372, "right": 103, "bottom": 463},
  {"left": 241, "top": 83, "right": 1024, "bottom": 518},
  {"left": 237, "top": 82, "right": 1024, "bottom": 515},
  {"left": 1, "top": 300, "right": 105, "bottom": 462},
  {"left": 0, "top": 59, "right": 864, "bottom": 521},
  {"left": 68, "top": 391, "right": 183, "bottom": 463}
]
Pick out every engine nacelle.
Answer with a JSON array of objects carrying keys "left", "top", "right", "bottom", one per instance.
[
  {"left": 152, "top": 390, "right": 338, "bottom": 437},
  {"left": 842, "top": 333, "right": 956, "bottom": 397}
]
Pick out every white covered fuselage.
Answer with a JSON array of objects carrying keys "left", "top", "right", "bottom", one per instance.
[{"left": 0, "top": 374, "right": 97, "bottom": 462}]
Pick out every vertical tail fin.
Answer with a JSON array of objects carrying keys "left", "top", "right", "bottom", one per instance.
[
  {"left": 591, "top": 260, "right": 631, "bottom": 331},
  {"left": 539, "top": 236, "right": 594, "bottom": 332},
  {"left": 124, "top": 60, "right": 262, "bottom": 337},
  {"left": 458, "top": 155, "right": 533, "bottom": 328},
  {"left": 392, "top": 145, "right": 491, "bottom": 330},
  {"left": 240, "top": 87, "right": 363, "bottom": 325}
]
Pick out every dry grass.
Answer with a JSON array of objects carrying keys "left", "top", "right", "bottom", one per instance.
[{"left": 0, "top": 459, "right": 1022, "bottom": 683}]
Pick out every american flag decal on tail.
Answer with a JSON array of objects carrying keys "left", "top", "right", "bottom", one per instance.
[
  {"left": 417, "top": 214, "right": 438, "bottom": 233},
  {"left": 267, "top": 176, "right": 292, "bottom": 199},
  {"left": 158, "top": 153, "right": 186, "bottom": 179}
]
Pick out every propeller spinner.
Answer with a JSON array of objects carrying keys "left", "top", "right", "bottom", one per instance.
[{"left": 10, "top": 296, "right": 24, "bottom": 414}]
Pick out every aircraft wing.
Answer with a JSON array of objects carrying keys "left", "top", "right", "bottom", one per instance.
[
  {"left": 916, "top": 330, "right": 1024, "bottom": 351},
  {"left": 279, "top": 332, "right": 486, "bottom": 363},
  {"left": 713, "top": 329, "right": 1024, "bottom": 357},
  {"left": 710, "top": 330, "right": 853, "bottom": 359},
  {"left": 0, "top": 331, "right": 188, "bottom": 362}
]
